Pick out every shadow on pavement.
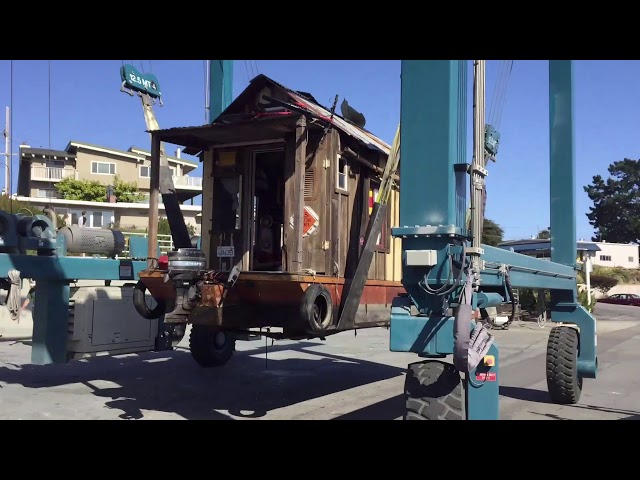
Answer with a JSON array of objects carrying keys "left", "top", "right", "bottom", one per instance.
[
  {"left": 332, "top": 394, "right": 404, "bottom": 420},
  {"left": 0, "top": 340, "right": 405, "bottom": 420},
  {"left": 500, "top": 386, "right": 552, "bottom": 404}
]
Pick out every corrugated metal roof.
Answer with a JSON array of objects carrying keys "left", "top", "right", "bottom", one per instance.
[
  {"left": 150, "top": 74, "right": 392, "bottom": 157},
  {"left": 286, "top": 91, "right": 391, "bottom": 156}
]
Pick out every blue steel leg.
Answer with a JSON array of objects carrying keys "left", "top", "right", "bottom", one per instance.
[
  {"left": 209, "top": 60, "right": 234, "bottom": 122},
  {"left": 31, "top": 280, "right": 71, "bottom": 365},
  {"left": 467, "top": 343, "right": 499, "bottom": 420},
  {"left": 548, "top": 60, "right": 597, "bottom": 378},
  {"left": 391, "top": 60, "right": 502, "bottom": 420}
]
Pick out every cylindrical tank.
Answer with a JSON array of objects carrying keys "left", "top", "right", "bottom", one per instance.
[{"left": 59, "top": 225, "right": 125, "bottom": 256}]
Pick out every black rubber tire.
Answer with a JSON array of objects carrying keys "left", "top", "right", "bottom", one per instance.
[
  {"left": 133, "top": 281, "right": 166, "bottom": 320},
  {"left": 404, "top": 360, "right": 465, "bottom": 420},
  {"left": 189, "top": 325, "right": 235, "bottom": 368},
  {"left": 546, "top": 326, "right": 582, "bottom": 404},
  {"left": 300, "top": 283, "right": 333, "bottom": 334}
]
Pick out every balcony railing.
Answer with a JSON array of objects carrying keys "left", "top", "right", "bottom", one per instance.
[
  {"left": 31, "top": 167, "right": 78, "bottom": 182},
  {"left": 172, "top": 175, "right": 202, "bottom": 189}
]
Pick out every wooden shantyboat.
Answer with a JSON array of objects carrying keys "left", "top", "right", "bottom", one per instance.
[{"left": 137, "top": 74, "right": 405, "bottom": 360}]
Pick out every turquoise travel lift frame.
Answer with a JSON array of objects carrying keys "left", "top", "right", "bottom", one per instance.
[{"left": 389, "top": 60, "right": 598, "bottom": 420}]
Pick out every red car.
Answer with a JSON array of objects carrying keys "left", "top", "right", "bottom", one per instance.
[{"left": 598, "top": 293, "right": 640, "bottom": 306}]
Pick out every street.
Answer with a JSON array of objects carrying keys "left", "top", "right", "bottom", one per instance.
[{"left": 0, "top": 303, "right": 638, "bottom": 420}]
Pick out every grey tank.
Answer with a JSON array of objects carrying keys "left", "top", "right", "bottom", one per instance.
[{"left": 59, "top": 225, "right": 126, "bottom": 256}]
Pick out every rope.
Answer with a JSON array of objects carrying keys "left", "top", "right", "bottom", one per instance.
[{"left": 7, "top": 269, "right": 21, "bottom": 323}]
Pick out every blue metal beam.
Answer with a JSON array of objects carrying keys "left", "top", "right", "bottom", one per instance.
[
  {"left": 0, "top": 254, "right": 148, "bottom": 281},
  {"left": 549, "top": 61, "right": 577, "bottom": 267},
  {"left": 209, "top": 60, "right": 234, "bottom": 123},
  {"left": 399, "top": 60, "right": 467, "bottom": 229}
]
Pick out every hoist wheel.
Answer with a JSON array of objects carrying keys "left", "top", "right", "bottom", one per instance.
[
  {"left": 404, "top": 360, "right": 465, "bottom": 420},
  {"left": 546, "top": 326, "right": 582, "bottom": 404},
  {"left": 189, "top": 325, "right": 236, "bottom": 368}
]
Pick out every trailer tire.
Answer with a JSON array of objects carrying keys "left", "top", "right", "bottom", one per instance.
[
  {"left": 404, "top": 360, "right": 465, "bottom": 420},
  {"left": 133, "top": 281, "right": 166, "bottom": 320},
  {"left": 189, "top": 325, "right": 235, "bottom": 368},
  {"left": 300, "top": 283, "right": 333, "bottom": 334},
  {"left": 546, "top": 326, "right": 582, "bottom": 404}
]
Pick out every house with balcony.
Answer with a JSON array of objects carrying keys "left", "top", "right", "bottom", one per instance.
[{"left": 16, "top": 141, "right": 202, "bottom": 233}]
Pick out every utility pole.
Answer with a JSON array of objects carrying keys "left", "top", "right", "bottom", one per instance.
[{"left": 3, "top": 106, "right": 10, "bottom": 196}]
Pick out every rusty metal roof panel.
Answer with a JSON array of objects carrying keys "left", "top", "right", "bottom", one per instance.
[{"left": 286, "top": 91, "right": 391, "bottom": 155}]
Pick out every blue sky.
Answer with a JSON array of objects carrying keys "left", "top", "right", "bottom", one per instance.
[{"left": 0, "top": 59, "right": 635, "bottom": 241}]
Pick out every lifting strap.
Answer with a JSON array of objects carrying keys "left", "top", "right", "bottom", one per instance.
[{"left": 454, "top": 266, "right": 495, "bottom": 373}]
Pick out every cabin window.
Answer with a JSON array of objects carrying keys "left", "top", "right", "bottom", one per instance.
[
  {"left": 369, "top": 181, "right": 388, "bottom": 251},
  {"left": 336, "top": 155, "right": 348, "bottom": 192}
]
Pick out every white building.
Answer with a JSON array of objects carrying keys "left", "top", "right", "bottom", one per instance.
[
  {"left": 498, "top": 238, "right": 639, "bottom": 269},
  {"left": 586, "top": 241, "right": 639, "bottom": 269}
]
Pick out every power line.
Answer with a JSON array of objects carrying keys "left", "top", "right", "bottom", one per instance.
[
  {"left": 48, "top": 60, "right": 52, "bottom": 151},
  {"left": 9, "top": 60, "right": 13, "bottom": 203}
]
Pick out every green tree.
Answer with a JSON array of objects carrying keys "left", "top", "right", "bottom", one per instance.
[
  {"left": 482, "top": 219, "right": 504, "bottom": 246},
  {"left": 156, "top": 217, "right": 196, "bottom": 237},
  {"left": 112, "top": 175, "right": 145, "bottom": 203},
  {"left": 584, "top": 158, "right": 640, "bottom": 243},
  {"left": 537, "top": 228, "right": 550, "bottom": 239},
  {"left": 55, "top": 177, "right": 106, "bottom": 201},
  {"left": 55, "top": 175, "right": 145, "bottom": 203}
]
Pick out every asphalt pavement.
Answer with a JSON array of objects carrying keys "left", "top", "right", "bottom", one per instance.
[{"left": 0, "top": 302, "right": 637, "bottom": 420}]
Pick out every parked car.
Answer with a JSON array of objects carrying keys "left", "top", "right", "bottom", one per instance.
[{"left": 598, "top": 293, "right": 640, "bottom": 306}]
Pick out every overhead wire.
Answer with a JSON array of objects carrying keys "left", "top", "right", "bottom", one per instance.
[
  {"left": 487, "top": 60, "right": 514, "bottom": 130},
  {"left": 243, "top": 60, "right": 251, "bottom": 84},
  {"left": 9, "top": 60, "right": 13, "bottom": 205}
]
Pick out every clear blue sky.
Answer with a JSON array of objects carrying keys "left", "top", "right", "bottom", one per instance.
[{"left": 0, "top": 60, "right": 635, "bottom": 241}]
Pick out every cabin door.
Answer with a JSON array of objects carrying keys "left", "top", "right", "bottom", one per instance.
[{"left": 248, "top": 148, "right": 286, "bottom": 271}]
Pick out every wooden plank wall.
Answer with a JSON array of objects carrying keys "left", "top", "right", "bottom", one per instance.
[
  {"left": 201, "top": 149, "right": 214, "bottom": 268},
  {"left": 283, "top": 118, "right": 306, "bottom": 272},
  {"left": 300, "top": 130, "right": 332, "bottom": 274}
]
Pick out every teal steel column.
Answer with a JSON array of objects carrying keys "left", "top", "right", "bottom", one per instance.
[
  {"left": 549, "top": 60, "right": 576, "bottom": 267},
  {"left": 399, "top": 60, "right": 467, "bottom": 228},
  {"left": 31, "top": 281, "right": 71, "bottom": 365},
  {"left": 209, "top": 60, "right": 234, "bottom": 123}
]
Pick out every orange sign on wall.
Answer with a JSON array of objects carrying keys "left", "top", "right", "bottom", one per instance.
[{"left": 303, "top": 206, "right": 319, "bottom": 237}]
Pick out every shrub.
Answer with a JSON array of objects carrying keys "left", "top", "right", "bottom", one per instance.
[
  {"left": 578, "top": 288, "right": 597, "bottom": 313},
  {"left": 590, "top": 274, "right": 619, "bottom": 294}
]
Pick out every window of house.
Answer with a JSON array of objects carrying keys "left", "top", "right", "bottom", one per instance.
[
  {"left": 629, "top": 256, "right": 635, "bottom": 263},
  {"left": 70, "top": 209, "right": 115, "bottom": 229},
  {"left": 336, "top": 155, "right": 348, "bottom": 192},
  {"left": 37, "top": 188, "right": 57, "bottom": 199},
  {"left": 46, "top": 160, "right": 65, "bottom": 169},
  {"left": 91, "top": 162, "right": 116, "bottom": 175},
  {"left": 140, "top": 165, "right": 151, "bottom": 178},
  {"left": 599, "top": 255, "right": 611, "bottom": 262}
]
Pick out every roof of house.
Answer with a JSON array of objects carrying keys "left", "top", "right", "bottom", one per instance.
[
  {"left": 498, "top": 238, "right": 601, "bottom": 252},
  {"left": 64, "top": 141, "right": 198, "bottom": 167},
  {"left": 20, "top": 146, "right": 76, "bottom": 159},
  {"left": 149, "top": 74, "right": 392, "bottom": 158}
]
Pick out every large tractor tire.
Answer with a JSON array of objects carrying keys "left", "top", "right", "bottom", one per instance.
[
  {"left": 189, "top": 325, "right": 236, "bottom": 368},
  {"left": 546, "top": 326, "right": 582, "bottom": 404},
  {"left": 404, "top": 360, "right": 465, "bottom": 420}
]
